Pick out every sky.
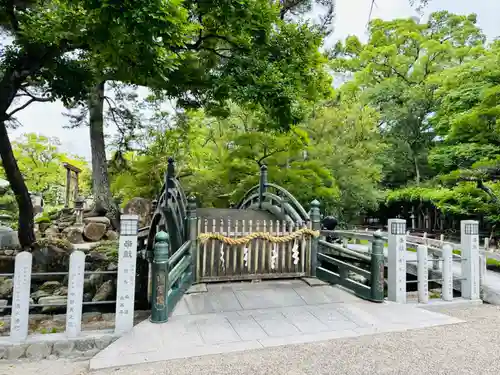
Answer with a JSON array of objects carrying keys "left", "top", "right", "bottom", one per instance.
[{"left": 7, "top": 0, "right": 500, "bottom": 161}]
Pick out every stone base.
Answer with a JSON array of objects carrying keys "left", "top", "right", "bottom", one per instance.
[{"left": 0, "top": 330, "right": 119, "bottom": 360}]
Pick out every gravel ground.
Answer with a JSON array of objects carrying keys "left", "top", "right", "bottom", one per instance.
[{"left": 1, "top": 304, "right": 500, "bottom": 375}]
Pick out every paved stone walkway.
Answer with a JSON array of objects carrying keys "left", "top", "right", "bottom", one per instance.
[{"left": 90, "top": 279, "right": 464, "bottom": 370}]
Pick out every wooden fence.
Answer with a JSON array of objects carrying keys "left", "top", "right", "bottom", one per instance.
[{"left": 197, "top": 219, "right": 311, "bottom": 282}]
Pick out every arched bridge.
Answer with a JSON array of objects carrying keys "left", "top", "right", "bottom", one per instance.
[
  {"left": 135, "top": 158, "right": 385, "bottom": 320},
  {"left": 90, "top": 158, "right": 483, "bottom": 369}
]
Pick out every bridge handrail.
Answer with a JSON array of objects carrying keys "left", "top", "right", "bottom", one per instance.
[
  {"left": 331, "top": 229, "right": 482, "bottom": 262},
  {"left": 237, "top": 182, "right": 310, "bottom": 222},
  {"left": 265, "top": 183, "right": 310, "bottom": 221},
  {"left": 318, "top": 239, "right": 371, "bottom": 262}
]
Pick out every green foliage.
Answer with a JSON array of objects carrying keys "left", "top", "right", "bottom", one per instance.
[
  {"left": 330, "top": 11, "right": 485, "bottom": 186},
  {"left": 92, "top": 240, "right": 119, "bottom": 262},
  {"left": 34, "top": 215, "right": 51, "bottom": 224},
  {"left": 111, "top": 94, "right": 384, "bottom": 222},
  {"left": 2, "top": 0, "right": 333, "bottom": 129},
  {"left": 33, "top": 237, "right": 73, "bottom": 252},
  {"left": 0, "top": 133, "right": 91, "bottom": 206}
]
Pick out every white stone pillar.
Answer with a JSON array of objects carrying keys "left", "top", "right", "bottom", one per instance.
[
  {"left": 461, "top": 220, "right": 480, "bottom": 300},
  {"left": 479, "top": 253, "right": 487, "bottom": 288},
  {"left": 66, "top": 251, "right": 85, "bottom": 337},
  {"left": 115, "top": 214, "right": 139, "bottom": 335},
  {"left": 388, "top": 218, "right": 406, "bottom": 303},
  {"left": 10, "top": 252, "right": 32, "bottom": 343},
  {"left": 417, "top": 245, "right": 429, "bottom": 304},
  {"left": 442, "top": 244, "right": 454, "bottom": 301}
]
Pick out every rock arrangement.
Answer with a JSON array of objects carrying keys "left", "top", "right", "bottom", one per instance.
[
  {"left": 0, "top": 208, "right": 124, "bottom": 319},
  {"left": 37, "top": 208, "right": 119, "bottom": 244}
]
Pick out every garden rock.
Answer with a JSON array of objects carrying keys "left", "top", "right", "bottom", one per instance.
[
  {"left": 30, "top": 289, "right": 51, "bottom": 302},
  {"left": 45, "top": 226, "right": 60, "bottom": 238},
  {"left": 39, "top": 280, "right": 62, "bottom": 293},
  {"left": 83, "top": 222, "right": 107, "bottom": 242},
  {"left": 38, "top": 296, "right": 67, "bottom": 313},
  {"left": 0, "top": 278, "right": 13, "bottom": 299},
  {"left": 123, "top": 197, "right": 151, "bottom": 227},
  {"left": 105, "top": 230, "right": 118, "bottom": 240},
  {"left": 0, "top": 299, "right": 7, "bottom": 313},
  {"left": 84, "top": 216, "right": 111, "bottom": 227},
  {"left": 92, "top": 280, "right": 114, "bottom": 302},
  {"left": 62, "top": 226, "right": 84, "bottom": 244},
  {"left": 54, "top": 286, "right": 68, "bottom": 296}
]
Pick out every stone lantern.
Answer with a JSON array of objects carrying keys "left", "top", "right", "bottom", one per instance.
[{"left": 74, "top": 196, "right": 85, "bottom": 227}]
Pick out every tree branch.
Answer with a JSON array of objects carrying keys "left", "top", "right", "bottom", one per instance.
[{"left": 6, "top": 96, "right": 52, "bottom": 119}]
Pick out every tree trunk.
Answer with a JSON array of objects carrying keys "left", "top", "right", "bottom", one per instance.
[
  {"left": 87, "top": 81, "right": 119, "bottom": 229},
  {"left": 413, "top": 154, "right": 421, "bottom": 185},
  {"left": 0, "top": 62, "right": 36, "bottom": 248},
  {"left": 0, "top": 121, "right": 35, "bottom": 248}
]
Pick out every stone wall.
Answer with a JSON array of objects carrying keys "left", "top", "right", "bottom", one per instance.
[
  {"left": 0, "top": 310, "right": 150, "bottom": 360},
  {"left": 0, "top": 310, "right": 149, "bottom": 337}
]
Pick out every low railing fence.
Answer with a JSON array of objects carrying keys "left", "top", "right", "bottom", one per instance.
[
  {"left": 2, "top": 214, "right": 140, "bottom": 344},
  {"left": 316, "top": 232, "right": 385, "bottom": 302},
  {"left": 329, "top": 219, "right": 482, "bottom": 304},
  {"left": 149, "top": 233, "right": 192, "bottom": 323}
]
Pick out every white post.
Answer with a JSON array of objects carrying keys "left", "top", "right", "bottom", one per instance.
[
  {"left": 461, "top": 220, "right": 480, "bottom": 300},
  {"left": 417, "top": 245, "right": 429, "bottom": 304},
  {"left": 66, "top": 251, "right": 85, "bottom": 337},
  {"left": 442, "top": 244, "right": 453, "bottom": 301},
  {"left": 479, "top": 253, "right": 487, "bottom": 287},
  {"left": 115, "top": 214, "right": 139, "bottom": 334},
  {"left": 388, "top": 218, "right": 407, "bottom": 303},
  {"left": 342, "top": 238, "right": 348, "bottom": 248},
  {"left": 484, "top": 237, "right": 489, "bottom": 251},
  {"left": 10, "top": 252, "right": 32, "bottom": 342}
]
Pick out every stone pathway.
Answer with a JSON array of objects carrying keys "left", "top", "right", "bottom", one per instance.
[{"left": 90, "top": 279, "right": 464, "bottom": 370}]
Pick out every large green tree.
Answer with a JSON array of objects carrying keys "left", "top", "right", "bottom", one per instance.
[
  {"left": 0, "top": 0, "right": 332, "bottom": 247},
  {"left": 110, "top": 94, "right": 384, "bottom": 222},
  {"left": 330, "top": 11, "right": 485, "bottom": 186}
]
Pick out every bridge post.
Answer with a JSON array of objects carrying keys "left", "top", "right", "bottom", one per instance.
[
  {"left": 461, "top": 220, "right": 480, "bottom": 300},
  {"left": 259, "top": 164, "right": 268, "bottom": 209},
  {"left": 166, "top": 157, "right": 175, "bottom": 199},
  {"left": 187, "top": 196, "right": 199, "bottom": 282},
  {"left": 387, "top": 218, "right": 407, "bottom": 303},
  {"left": 309, "top": 199, "right": 321, "bottom": 277},
  {"left": 150, "top": 231, "right": 170, "bottom": 323},
  {"left": 370, "top": 232, "right": 385, "bottom": 302}
]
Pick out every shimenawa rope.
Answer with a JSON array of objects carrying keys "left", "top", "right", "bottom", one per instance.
[{"left": 198, "top": 228, "right": 320, "bottom": 246}]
